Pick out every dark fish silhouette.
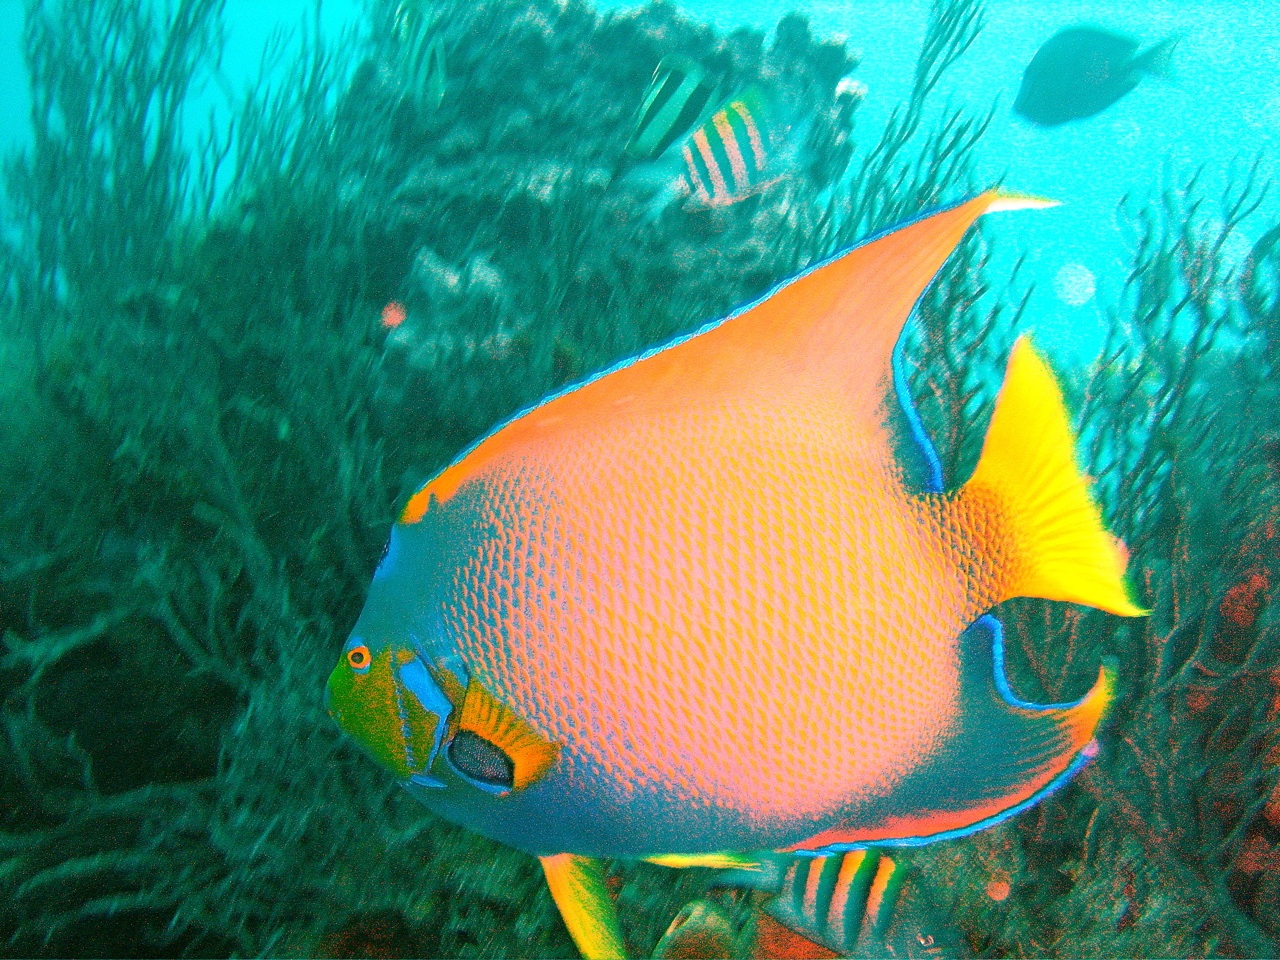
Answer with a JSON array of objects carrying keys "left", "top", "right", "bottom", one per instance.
[
  {"left": 1015, "top": 26, "right": 1177, "bottom": 126},
  {"left": 626, "top": 57, "right": 719, "bottom": 162}
]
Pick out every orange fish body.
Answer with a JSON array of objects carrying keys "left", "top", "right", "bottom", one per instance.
[{"left": 327, "top": 192, "right": 1144, "bottom": 958}]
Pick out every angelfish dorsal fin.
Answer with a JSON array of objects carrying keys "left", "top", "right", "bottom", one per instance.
[
  {"left": 404, "top": 191, "right": 1055, "bottom": 510},
  {"left": 638, "top": 190, "right": 1057, "bottom": 416}
]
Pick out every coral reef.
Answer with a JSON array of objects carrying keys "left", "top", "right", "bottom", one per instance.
[{"left": 2, "top": 0, "right": 1276, "bottom": 956}]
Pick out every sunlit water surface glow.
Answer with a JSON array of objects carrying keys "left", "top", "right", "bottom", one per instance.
[{"left": 2, "top": 0, "right": 1277, "bottom": 364}]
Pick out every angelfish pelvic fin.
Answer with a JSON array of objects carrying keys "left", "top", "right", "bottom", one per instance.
[{"left": 540, "top": 853, "right": 627, "bottom": 960}]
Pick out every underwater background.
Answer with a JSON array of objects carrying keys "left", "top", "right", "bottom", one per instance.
[{"left": 2, "top": 0, "right": 1280, "bottom": 956}]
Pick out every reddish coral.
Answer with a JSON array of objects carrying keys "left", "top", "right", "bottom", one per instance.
[
  {"left": 1235, "top": 835, "right": 1280, "bottom": 876},
  {"left": 1221, "top": 566, "right": 1271, "bottom": 631},
  {"left": 752, "top": 912, "right": 839, "bottom": 960},
  {"left": 380, "top": 300, "right": 407, "bottom": 329}
]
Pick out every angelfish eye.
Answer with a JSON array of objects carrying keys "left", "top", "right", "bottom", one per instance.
[{"left": 347, "top": 644, "right": 372, "bottom": 673}]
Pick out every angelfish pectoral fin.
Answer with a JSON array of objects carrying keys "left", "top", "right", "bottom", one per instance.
[
  {"left": 539, "top": 854, "right": 628, "bottom": 960},
  {"left": 455, "top": 678, "right": 560, "bottom": 792}
]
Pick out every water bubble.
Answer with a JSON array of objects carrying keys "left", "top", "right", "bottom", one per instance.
[{"left": 1054, "top": 263, "right": 1096, "bottom": 306}]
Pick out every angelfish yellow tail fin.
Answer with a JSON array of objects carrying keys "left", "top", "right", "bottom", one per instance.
[
  {"left": 966, "top": 337, "right": 1147, "bottom": 617},
  {"left": 540, "top": 853, "right": 628, "bottom": 959}
]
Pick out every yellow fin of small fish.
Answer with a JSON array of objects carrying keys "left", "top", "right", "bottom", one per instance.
[
  {"left": 644, "top": 852, "right": 763, "bottom": 870},
  {"left": 861, "top": 850, "right": 901, "bottom": 941},
  {"left": 458, "top": 679, "right": 560, "bottom": 790},
  {"left": 965, "top": 337, "right": 1148, "bottom": 617},
  {"left": 540, "top": 854, "right": 628, "bottom": 960}
]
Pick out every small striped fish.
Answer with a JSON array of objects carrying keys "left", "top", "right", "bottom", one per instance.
[
  {"left": 679, "top": 87, "right": 785, "bottom": 208},
  {"left": 672, "top": 849, "right": 965, "bottom": 958},
  {"left": 626, "top": 57, "right": 719, "bottom": 162},
  {"left": 710, "top": 849, "right": 904, "bottom": 955}
]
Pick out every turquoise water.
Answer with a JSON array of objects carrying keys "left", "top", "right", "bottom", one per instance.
[
  {"left": 519, "top": 0, "right": 1278, "bottom": 365},
  {"left": 6, "top": 0, "right": 1273, "bottom": 361}
]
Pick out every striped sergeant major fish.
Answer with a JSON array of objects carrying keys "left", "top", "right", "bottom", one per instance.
[
  {"left": 618, "top": 61, "right": 795, "bottom": 214},
  {"left": 625, "top": 57, "right": 719, "bottom": 162},
  {"left": 654, "top": 850, "right": 964, "bottom": 959},
  {"left": 762, "top": 850, "right": 905, "bottom": 953},
  {"left": 678, "top": 86, "right": 786, "bottom": 209}
]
